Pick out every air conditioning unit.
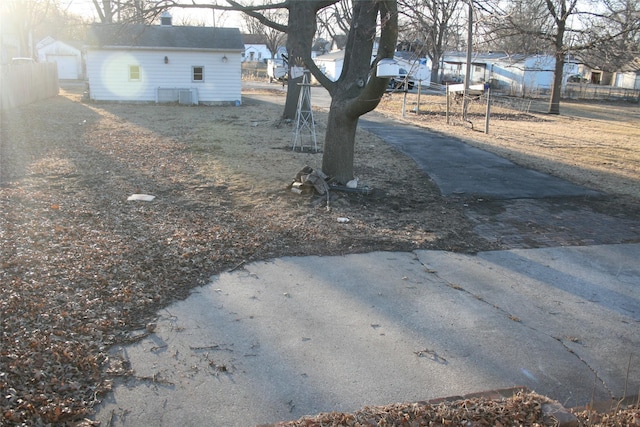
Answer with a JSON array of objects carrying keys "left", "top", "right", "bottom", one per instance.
[
  {"left": 156, "top": 88, "right": 198, "bottom": 105},
  {"left": 157, "top": 87, "right": 179, "bottom": 103},
  {"left": 179, "top": 89, "right": 196, "bottom": 105}
]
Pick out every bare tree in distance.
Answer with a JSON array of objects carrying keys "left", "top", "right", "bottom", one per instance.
[
  {"left": 480, "top": 0, "right": 581, "bottom": 114},
  {"left": 475, "top": 0, "right": 554, "bottom": 56},
  {"left": 240, "top": 7, "right": 287, "bottom": 60},
  {"left": 316, "top": 0, "right": 353, "bottom": 49},
  {"left": 1, "top": 0, "right": 58, "bottom": 57},
  {"left": 91, "top": 0, "right": 115, "bottom": 23},
  {"left": 481, "top": 0, "right": 640, "bottom": 114},
  {"left": 398, "top": 0, "right": 462, "bottom": 83},
  {"left": 576, "top": 0, "right": 640, "bottom": 73},
  {"left": 91, "top": 0, "right": 166, "bottom": 23}
]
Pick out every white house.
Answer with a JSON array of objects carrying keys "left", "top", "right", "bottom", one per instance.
[
  {"left": 491, "top": 55, "right": 579, "bottom": 96},
  {"left": 312, "top": 49, "right": 430, "bottom": 85},
  {"left": 393, "top": 51, "right": 431, "bottom": 84},
  {"left": 37, "top": 36, "right": 83, "bottom": 80},
  {"left": 613, "top": 59, "right": 640, "bottom": 90},
  {"left": 242, "top": 34, "right": 271, "bottom": 62},
  {"left": 312, "top": 50, "right": 345, "bottom": 81},
  {"left": 84, "top": 13, "right": 244, "bottom": 105},
  {"left": 441, "top": 52, "right": 579, "bottom": 96}
]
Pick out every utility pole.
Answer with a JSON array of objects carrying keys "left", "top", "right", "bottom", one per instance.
[{"left": 463, "top": 0, "right": 473, "bottom": 121}]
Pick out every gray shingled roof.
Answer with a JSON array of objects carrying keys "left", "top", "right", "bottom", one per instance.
[{"left": 86, "top": 24, "right": 244, "bottom": 51}]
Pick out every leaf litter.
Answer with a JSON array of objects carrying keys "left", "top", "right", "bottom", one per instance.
[{"left": 1, "top": 86, "right": 638, "bottom": 425}]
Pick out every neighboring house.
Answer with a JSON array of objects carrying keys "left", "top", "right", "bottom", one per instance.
[
  {"left": 275, "top": 46, "right": 287, "bottom": 60},
  {"left": 441, "top": 52, "right": 579, "bottom": 96},
  {"left": 313, "top": 49, "right": 430, "bottom": 85},
  {"left": 85, "top": 13, "right": 244, "bottom": 105},
  {"left": 394, "top": 51, "right": 431, "bottom": 84},
  {"left": 37, "top": 36, "right": 83, "bottom": 80},
  {"left": 312, "top": 50, "right": 345, "bottom": 81},
  {"left": 613, "top": 58, "right": 640, "bottom": 90},
  {"left": 441, "top": 52, "right": 518, "bottom": 84},
  {"left": 242, "top": 34, "right": 271, "bottom": 62}
]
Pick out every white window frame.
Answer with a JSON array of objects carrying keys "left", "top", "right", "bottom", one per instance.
[{"left": 192, "top": 66, "right": 204, "bottom": 82}]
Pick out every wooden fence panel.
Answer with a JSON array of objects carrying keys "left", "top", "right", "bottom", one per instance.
[{"left": 1, "top": 62, "right": 59, "bottom": 110}]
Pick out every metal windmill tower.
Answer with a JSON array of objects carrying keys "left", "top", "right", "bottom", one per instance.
[{"left": 292, "top": 70, "right": 318, "bottom": 152}]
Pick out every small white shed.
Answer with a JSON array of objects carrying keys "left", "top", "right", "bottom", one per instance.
[
  {"left": 37, "top": 36, "right": 83, "bottom": 80},
  {"left": 312, "top": 50, "right": 345, "bottom": 81},
  {"left": 85, "top": 14, "right": 244, "bottom": 105}
]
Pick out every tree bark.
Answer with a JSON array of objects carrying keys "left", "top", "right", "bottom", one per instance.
[
  {"left": 322, "top": 102, "right": 359, "bottom": 183},
  {"left": 430, "top": 53, "right": 441, "bottom": 83},
  {"left": 548, "top": 20, "right": 566, "bottom": 115},
  {"left": 548, "top": 48, "right": 564, "bottom": 114},
  {"left": 545, "top": 0, "right": 576, "bottom": 115},
  {"left": 549, "top": 12, "right": 566, "bottom": 114}
]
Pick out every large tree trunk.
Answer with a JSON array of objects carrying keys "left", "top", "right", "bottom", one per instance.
[
  {"left": 322, "top": 102, "right": 359, "bottom": 183},
  {"left": 282, "top": 2, "right": 321, "bottom": 120},
  {"left": 547, "top": 2, "right": 568, "bottom": 115},
  {"left": 430, "top": 54, "right": 441, "bottom": 83},
  {"left": 548, "top": 49, "right": 564, "bottom": 114},
  {"left": 283, "top": 75, "right": 303, "bottom": 120},
  {"left": 313, "top": 0, "right": 398, "bottom": 183}
]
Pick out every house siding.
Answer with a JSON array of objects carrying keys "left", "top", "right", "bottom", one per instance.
[
  {"left": 487, "top": 55, "right": 579, "bottom": 96},
  {"left": 314, "top": 58, "right": 343, "bottom": 81},
  {"left": 614, "top": 71, "right": 640, "bottom": 90},
  {"left": 86, "top": 49, "right": 241, "bottom": 104},
  {"left": 37, "top": 39, "right": 83, "bottom": 79}
]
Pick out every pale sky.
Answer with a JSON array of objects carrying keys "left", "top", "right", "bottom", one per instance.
[{"left": 61, "top": 0, "right": 243, "bottom": 28}]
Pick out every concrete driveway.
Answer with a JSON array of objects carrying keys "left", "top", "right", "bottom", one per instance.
[{"left": 92, "top": 245, "right": 640, "bottom": 426}]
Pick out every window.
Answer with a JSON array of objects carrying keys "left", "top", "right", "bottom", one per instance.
[
  {"left": 192, "top": 66, "right": 204, "bottom": 82},
  {"left": 129, "top": 65, "right": 140, "bottom": 81}
]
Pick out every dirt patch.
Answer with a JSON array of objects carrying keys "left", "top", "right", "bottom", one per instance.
[{"left": 0, "top": 85, "right": 638, "bottom": 425}]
